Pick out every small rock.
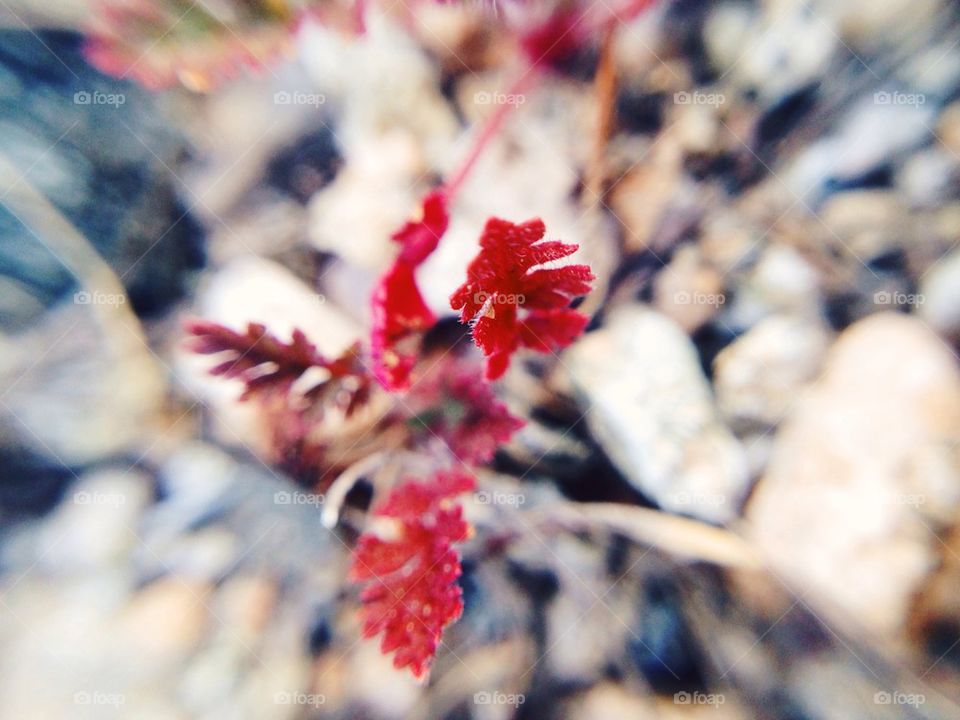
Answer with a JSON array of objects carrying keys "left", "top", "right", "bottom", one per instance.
[
  {"left": 727, "top": 3, "right": 835, "bottom": 101},
  {"left": 148, "top": 443, "right": 237, "bottom": 537},
  {"left": 698, "top": 207, "right": 759, "bottom": 272},
  {"left": 307, "top": 131, "right": 426, "bottom": 271},
  {"left": 938, "top": 101, "right": 960, "bottom": 158},
  {"left": 653, "top": 245, "right": 726, "bottom": 333},
  {"left": 727, "top": 243, "right": 822, "bottom": 328},
  {"left": 564, "top": 306, "right": 749, "bottom": 523},
  {"left": 747, "top": 313, "right": 960, "bottom": 637},
  {"left": 786, "top": 100, "right": 934, "bottom": 197},
  {"left": 713, "top": 315, "right": 830, "bottom": 431},
  {"left": 116, "top": 578, "right": 212, "bottom": 663},
  {"left": 139, "top": 528, "right": 239, "bottom": 583},
  {"left": 820, "top": 190, "right": 910, "bottom": 261},
  {"left": 897, "top": 147, "right": 958, "bottom": 208},
  {"left": 0, "top": 304, "right": 166, "bottom": 465},
  {"left": 919, "top": 249, "right": 960, "bottom": 339},
  {"left": 215, "top": 575, "right": 278, "bottom": 642},
  {"left": 674, "top": 103, "right": 721, "bottom": 156},
  {"left": 346, "top": 640, "right": 421, "bottom": 719},
  {"left": 238, "top": 655, "right": 312, "bottom": 720},
  {"left": 38, "top": 468, "right": 152, "bottom": 572},
  {"left": 178, "top": 642, "right": 244, "bottom": 715},
  {"left": 608, "top": 137, "right": 688, "bottom": 252},
  {"left": 566, "top": 682, "right": 656, "bottom": 718}
]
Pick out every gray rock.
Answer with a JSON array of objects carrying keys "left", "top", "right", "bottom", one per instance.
[
  {"left": 725, "top": 243, "right": 823, "bottom": 330},
  {"left": 714, "top": 315, "right": 830, "bottom": 431},
  {"left": 747, "top": 313, "right": 960, "bottom": 636},
  {"left": 919, "top": 249, "right": 960, "bottom": 339},
  {"left": 564, "top": 306, "right": 749, "bottom": 523}
]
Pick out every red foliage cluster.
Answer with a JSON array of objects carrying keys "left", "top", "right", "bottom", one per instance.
[
  {"left": 405, "top": 354, "right": 525, "bottom": 464},
  {"left": 450, "top": 218, "right": 594, "bottom": 379},
  {"left": 171, "top": 0, "right": 635, "bottom": 680},
  {"left": 349, "top": 469, "right": 475, "bottom": 680}
]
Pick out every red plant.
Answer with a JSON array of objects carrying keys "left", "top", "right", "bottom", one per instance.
[
  {"left": 171, "top": 0, "right": 638, "bottom": 683},
  {"left": 450, "top": 218, "right": 594, "bottom": 379},
  {"left": 349, "top": 469, "right": 475, "bottom": 680},
  {"left": 405, "top": 354, "right": 525, "bottom": 464},
  {"left": 370, "top": 190, "right": 450, "bottom": 391}
]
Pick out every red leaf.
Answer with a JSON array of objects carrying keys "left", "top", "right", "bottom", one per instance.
[
  {"left": 83, "top": 0, "right": 303, "bottom": 92},
  {"left": 519, "top": 8, "right": 587, "bottom": 69},
  {"left": 371, "top": 190, "right": 450, "bottom": 390},
  {"left": 349, "top": 470, "right": 475, "bottom": 680},
  {"left": 184, "top": 319, "right": 370, "bottom": 410},
  {"left": 449, "top": 217, "right": 593, "bottom": 379},
  {"left": 406, "top": 355, "right": 525, "bottom": 464}
]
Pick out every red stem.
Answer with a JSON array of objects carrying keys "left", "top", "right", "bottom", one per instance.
[
  {"left": 439, "top": 0, "right": 658, "bottom": 203},
  {"left": 443, "top": 67, "right": 541, "bottom": 203}
]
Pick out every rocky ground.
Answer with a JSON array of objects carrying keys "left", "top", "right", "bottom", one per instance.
[{"left": 3, "top": 0, "right": 960, "bottom": 718}]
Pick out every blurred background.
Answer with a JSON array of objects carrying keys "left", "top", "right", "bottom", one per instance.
[{"left": 3, "top": 0, "right": 960, "bottom": 718}]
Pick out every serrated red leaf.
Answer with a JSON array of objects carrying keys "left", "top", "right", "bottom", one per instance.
[
  {"left": 449, "top": 217, "right": 593, "bottom": 379},
  {"left": 184, "top": 319, "right": 371, "bottom": 413},
  {"left": 350, "top": 469, "right": 475, "bottom": 680}
]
